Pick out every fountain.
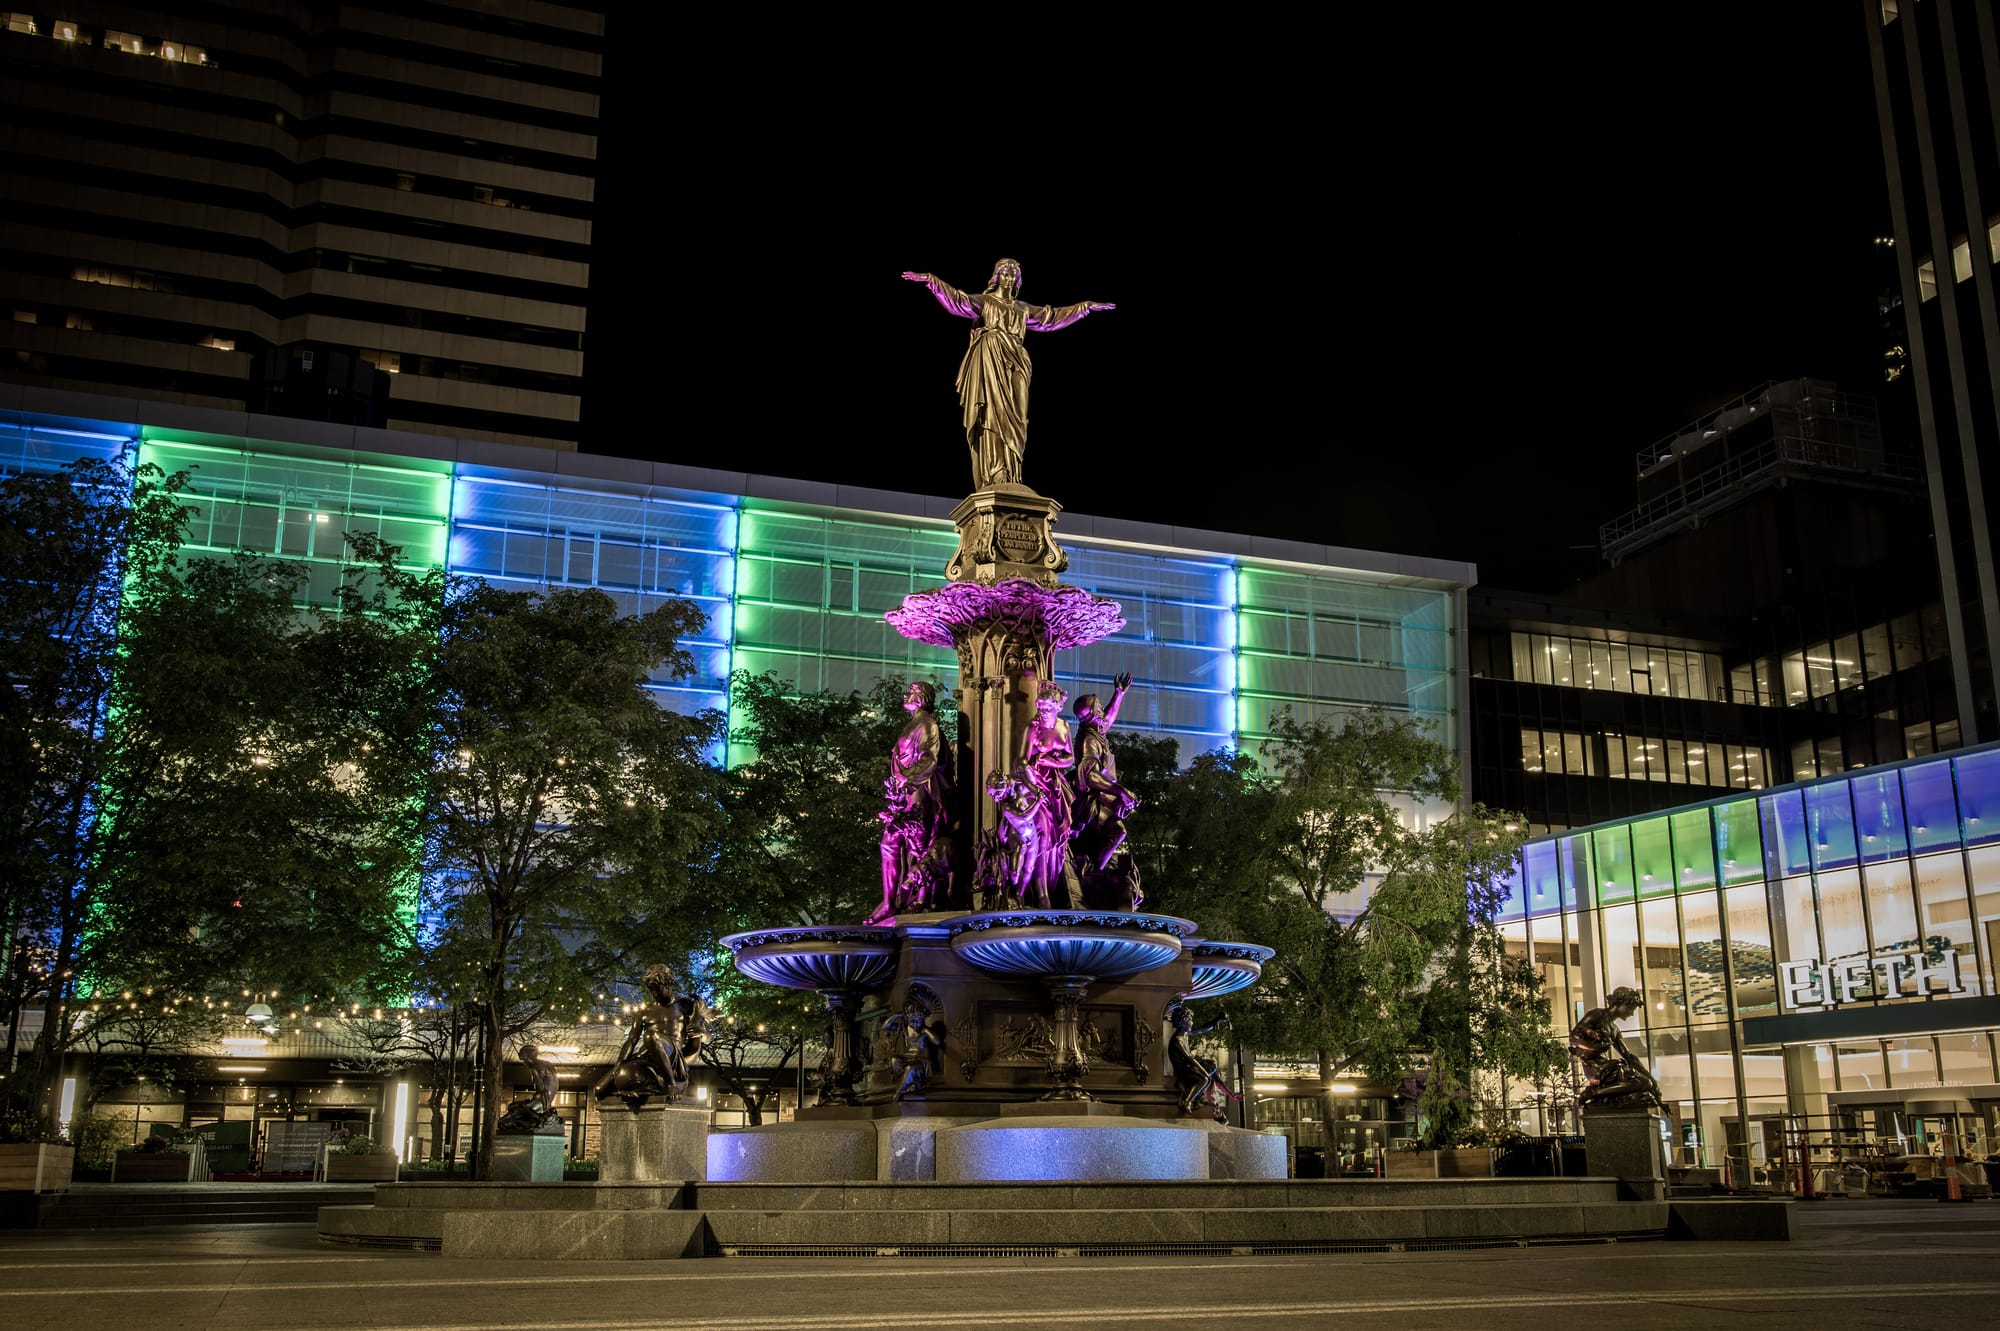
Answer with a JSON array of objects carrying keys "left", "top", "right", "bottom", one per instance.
[{"left": 709, "top": 258, "right": 1283, "bottom": 1184}]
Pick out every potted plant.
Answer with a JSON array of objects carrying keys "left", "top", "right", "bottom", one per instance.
[
  {"left": 323, "top": 1130, "right": 399, "bottom": 1182},
  {"left": 0, "top": 1104, "right": 76, "bottom": 1193},
  {"left": 112, "top": 1133, "right": 194, "bottom": 1182}
]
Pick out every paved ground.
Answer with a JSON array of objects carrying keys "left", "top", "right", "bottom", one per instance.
[{"left": 1, "top": 1198, "right": 1995, "bottom": 1330}]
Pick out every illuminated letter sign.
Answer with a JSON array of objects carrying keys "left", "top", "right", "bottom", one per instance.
[{"left": 1778, "top": 951, "right": 1967, "bottom": 1009}]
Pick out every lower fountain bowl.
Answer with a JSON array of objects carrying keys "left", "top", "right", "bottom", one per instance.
[
  {"left": 719, "top": 925, "right": 900, "bottom": 992},
  {"left": 1182, "top": 940, "right": 1277, "bottom": 1000},
  {"left": 941, "top": 910, "right": 1195, "bottom": 982}
]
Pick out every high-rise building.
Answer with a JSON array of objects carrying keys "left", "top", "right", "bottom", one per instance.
[
  {"left": 1470, "top": 379, "right": 1955, "bottom": 833},
  {"left": 0, "top": 3, "right": 600, "bottom": 448},
  {"left": 1866, "top": 0, "right": 2000, "bottom": 745}
]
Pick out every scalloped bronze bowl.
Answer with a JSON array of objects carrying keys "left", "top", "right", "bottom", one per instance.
[
  {"left": 720, "top": 925, "right": 900, "bottom": 994},
  {"left": 1181, "top": 940, "right": 1276, "bottom": 1000},
  {"left": 941, "top": 910, "right": 1195, "bottom": 982}
]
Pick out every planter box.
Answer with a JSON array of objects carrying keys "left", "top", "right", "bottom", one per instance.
[
  {"left": 1382, "top": 1147, "right": 1496, "bottom": 1179},
  {"left": 112, "top": 1150, "right": 193, "bottom": 1182},
  {"left": 0, "top": 1142, "right": 75, "bottom": 1193},
  {"left": 325, "top": 1153, "right": 399, "bottom": 1182}
]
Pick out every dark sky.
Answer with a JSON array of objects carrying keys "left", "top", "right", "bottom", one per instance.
[{"left": 583, "top": 11, "right": 1891, "bottom": 592}]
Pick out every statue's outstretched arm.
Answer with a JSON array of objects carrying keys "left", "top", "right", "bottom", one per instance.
[
  {"left": 1025, "top": 299, "right": 1115, "bottom": 332},
  {"left": 1103, "top": 672, "right": 1133, "bottom": 728},
  {"left": 902, "top": 271, "right": 979, "bottom": 319}
]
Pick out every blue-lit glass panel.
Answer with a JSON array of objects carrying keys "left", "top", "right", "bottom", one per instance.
[
  {"left": 1593, "top": 825, "right": 1635, "bottom": 906},
  {"left": 1759, "top": 790, "right": 1812, "bottom": 878},
  {"left": 0, "top": 418, "right": 133, "bottom": 476},
  {"left": 1849, "top": 769, "right": 1908, "bottom": 863},
  {"left": 1062, "top": 544, "right": 1235, "bottom": 764},
  {"left": 1954, "top": 749, "right": 2000, "bottom": 846},
  {"left": 451, "top": 472, "right": 737, "bottom": 723},
  {"left": 1523, "top": 840, "right": 1562, "bottom": 917},
  {"left": 1805, "top": 781, "right": 1858, "bottom": 871},
  {"left": 1903, "top": 757, "right": 1962, "bottom": 853}
]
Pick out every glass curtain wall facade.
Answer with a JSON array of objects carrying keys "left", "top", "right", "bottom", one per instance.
[
  {"left": 1, "top": 401, "right": 1464, "bottom": 768},
  {"left": 1506, "top": 743, "right": 2000, "bottom": 1184}
]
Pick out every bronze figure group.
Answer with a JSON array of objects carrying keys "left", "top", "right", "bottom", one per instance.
[{"left": 592, "top": 964, "right": 709, "bottom": 1109}]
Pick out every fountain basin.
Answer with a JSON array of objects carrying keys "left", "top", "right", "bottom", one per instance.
[
  {"left": 942, "top": 910, "right": 1194, "bottom": 982},
  {"left": 720, "top": 925, "right": 899, "bottom": 992},
  {"left": 1182, "top": 940, "right": 1276, "bottom": 1000}
]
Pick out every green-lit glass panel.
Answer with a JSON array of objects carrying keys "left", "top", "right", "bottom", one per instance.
[
  {"left": 731, "top": 503, "right": 958, "bottom": 766},
  {"left": 1713, "top": 798, "right": 1762, "bottom": 886},
  {"left": 1232, "top": 565, "right": 1455, "bottom": 754},
  {"left": 1593, "top": 825, "right": 1635, "bottom": 905},
  {"left": 138, "top": 438, "right": 450, "bottom": 607},
  {"left": 1631, "top": 816, "right": 1673, "bottom": 898},
  {"left": 1670, "top": 808, "right": 1717, "bottom": 893}
]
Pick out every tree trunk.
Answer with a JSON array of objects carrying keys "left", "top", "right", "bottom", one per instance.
[
  {"left": 1318, "top": 1046, "right": 1335, "bottom": 1155},
  {"left": 476, "top": 991, "right": 503, "bottom": 1179},
  {"left": 34, "top": 913, "right": 79, "bottom": 1139}
]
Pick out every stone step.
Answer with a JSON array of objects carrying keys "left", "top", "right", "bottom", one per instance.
[{"left": 34, "top": 1187, "right": 371, "bottom": 1230}]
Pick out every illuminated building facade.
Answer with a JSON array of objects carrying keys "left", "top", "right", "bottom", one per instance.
[
  {"left": 1504, "top": 743, "right": 2000, "bottom": 1186},
  {"left": 0, "top": 3, "right": 602, "bottom": 447}
]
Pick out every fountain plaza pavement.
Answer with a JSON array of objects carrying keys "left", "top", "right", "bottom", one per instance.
[{"left": 1, "top": 1198, "right": 1995, "bottom": 1331}]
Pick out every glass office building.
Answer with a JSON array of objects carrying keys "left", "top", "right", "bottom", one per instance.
[{"left": 1505, "top": 743, "right": 2000, "bottom": 1182}]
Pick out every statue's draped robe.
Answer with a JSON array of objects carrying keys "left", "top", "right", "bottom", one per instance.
[{"left": 916, "top": 276, "right": 1095, "bottom": 488}]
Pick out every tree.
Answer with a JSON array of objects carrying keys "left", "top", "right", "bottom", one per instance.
[
  {"left": 1122, "top": 743, "right": 1271, "bottom": 928},
  {"left": 1199, "top": 708, "right": 1464, "bottom": 1134},
  {"left": 3, "top": 461, "right": 425, "bottom": 1135},
  {"left": 696, "top": 977, "right": 820, "bottom": 1125},
  {"left": 1, "top": 456, "right": 188, "bottom": 1130},
  {"left": 418, "top": 581, "right": 724, "bottom": 1176},
  {"left": 1404, "top": 808, "right": 1563, "bottom": 1147}
]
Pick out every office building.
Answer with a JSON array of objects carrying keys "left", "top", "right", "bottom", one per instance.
[
  {"left": 0, "top": 2, "right": 600, "bottom": 448},
  {"left": 1867, "top": 0, "right": 2000, "bottom": 745},
  {"left": 1505, "top": 743, "right": 2000, "bottom": 1189},
  {"left": 1470, "top": 378, "right": 1955, "bottom": 834}
]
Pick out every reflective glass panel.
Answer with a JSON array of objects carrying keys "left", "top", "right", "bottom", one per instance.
[
  {"left": 1884, "top": 1037, "right": 1937, "bottom": 1087},
  {"left": 1714, "top": 799, "right": 1762, "bottom": 887},
  {"left": 1972, "top": 846, "right": 2000, "bottom": 996},
  {"left": 1632, "top": 817, "right": 1673, "bottom": 898},
  {"left": 1677, "top": 891, "right": 1726, "bottom": 1021},
  {"left": 1594, "top": 826, "right": 1635, "bottom": 905},
  {"left": 1725, "top": 883, "right": 1777, "bottom": 1017},
  {"left": 1903, "top": 758, "right": 1962, "bottom": 854},
  {"left": 1806, "top": 782, "right": 1858, "bottom": 871},
  {"left": 1938, "top": 1033, "right": 1994, "bottom": 1085},
  {"left": 1849, "top": 770, "right": 1908, "bottom": 862},
  {"left": 1836, "top": 1043, "right": 1886, "bottom": 1091},
  {"left": 1815, "top": 868, "right": 1870, "bottom": 992},
  {"left": 1601, "top": 901, "right": 1641, "bottom": 997},
  {"left": 1672, "top": 809, "right": 1717, "bottom": 892},
  {"left": 1861, "top": 859, "right": 1920, "bottom": 962},
  {"left": 1761, "top": 791, "right": 1812, "bottom": 878},
  {"left": 1915, "top": 853, "right": 1976, "bottom": 986},
  {"left": 1954, "top": 750, "right": 2000, "bottom": 845},
  {"left": 1523, "top": 841, "right": 1561, "bottom": 917}
]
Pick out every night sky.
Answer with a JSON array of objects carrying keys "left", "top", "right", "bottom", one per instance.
[{"left": 583, "top": 11, "right": 1890, "bottom": 593}]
